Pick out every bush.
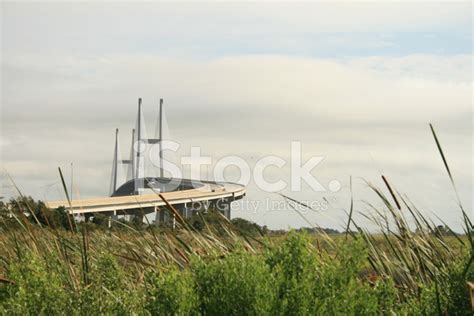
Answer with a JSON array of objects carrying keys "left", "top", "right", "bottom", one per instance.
[
  {"left": 145, "top": 266, "right": 198, "bottom": 315},
  {"left": 193, "top": 251, "right": 276, "bottom": 315},
  {"left": 402, "top": 253, "right": 474, "bottom": 316},
  {"left": 78, "top": 253, "right": 141, "bottom": 315},
  {"left": 0, "top": 255, "right": 72, "bottom": 315},
  {"left": 231, "top": 217, "right": 268, "bottom": 236},
  {"left": 91, "top": 213, "right": 109, "bottom": 227},
  {"left": 0, "top": 213, "right": 471, "bottom": 315},
  {"left": 308, "top": 240, "right": 396, "bottom": 315},
  {"left": 266, "top": 232, "right": 401, "bottom": 315},
  {"left": 266, "top": 231, "right": 318, "bottom": 315}
]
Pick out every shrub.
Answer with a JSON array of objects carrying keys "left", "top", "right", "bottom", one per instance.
[
  {"left": 266, "top": 231, "right": 319, "bottom": 315},
  {"left": 145, "top": 266, "right": 198, "bottom": 315},
  {"left": 231, "top": 217, "right": 268, "bottom": 236},
  {"left": 78, "top": 253, "right": 141, "bottom": 315},
  {"left": 0, "top": 254, "right": 72, "bottom": 315},
  {"left": 193, "top": 251, "right": 276, "bottom": 315},
  {"left": 402, "top": 253, "right": 474, "bottom": 316},
  {"left": 266, "top": 232, "right": 401, "bottom": 315},
  {"left": 91, "top": 213, "right": 109, "bottom": 227}
]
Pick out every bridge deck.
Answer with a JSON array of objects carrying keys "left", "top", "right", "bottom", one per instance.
[{"left": 46, "top": 182, "right": 245, "bottom": 214}]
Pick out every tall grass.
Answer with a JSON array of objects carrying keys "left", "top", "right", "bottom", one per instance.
[{"left": 0, "top": 124, "right": 472, "bottom": 315}]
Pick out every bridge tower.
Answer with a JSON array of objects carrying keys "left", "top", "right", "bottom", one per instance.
[{"left": 110, "top": 97, "right": 166, "bottom": 196}]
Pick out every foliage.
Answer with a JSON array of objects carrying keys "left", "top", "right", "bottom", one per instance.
[
  {"left": 0, "top": 254, "right": 72, "bottom": 315},
  {"left": 0, "top": 124, "right": 472, "bottom": 314},
  {"left": 187, "top": 210, "right": 223, "bottom": 233},
  {"left": 231, "top": 217, "right": 268, "bottom": 236},
  {"left": 145, "top": 266, "right": 198, "bottom": 315},
  {"left": 0, "top": 225, "right": 471, "bottom": 315},
  {"left": 1, "top": 196, "right": 73, "bottom": 230},
  {"left": 266, "top": 231, "right": 318, "bottom": 315},
  {"left": 193, "top": 251, "right": 275, "bottom": 315},
  {"left": 78, "top": 253, "right": 141, "bottom": 315},
  {"left": 0, "top": 189, "right": 471, "bottom": 315}
]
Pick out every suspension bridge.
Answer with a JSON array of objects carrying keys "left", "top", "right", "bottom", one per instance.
[{"left": 46, "top": 98, "right": 246, "bottom": 223}]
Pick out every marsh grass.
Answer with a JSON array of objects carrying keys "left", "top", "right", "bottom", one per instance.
[{"left": 0, "top": 124, "right": 472, "bottom": 315}]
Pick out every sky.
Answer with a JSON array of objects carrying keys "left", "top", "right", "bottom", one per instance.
[{"left": 1, "top": 2, "right": 472, "bottom": 231}]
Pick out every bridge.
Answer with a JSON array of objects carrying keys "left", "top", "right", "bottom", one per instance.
[
  {"left": 46, "top": 98, "right": 246, "bottom": 224},
  {"left": 46, "top": 178, "right": 245, "bottom": 223}
]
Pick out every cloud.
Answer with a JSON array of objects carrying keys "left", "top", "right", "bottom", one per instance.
[
  {"left": 347, "top": 54, "right": 472, "bottom": 82},
  {"left": 1, "top": 2, "right": 471, "bottom": 229},
  {"left": 2, "top": 54, "right": 471, "bottom": 125},
  {"left": 1, "top": 2, "right": 471, "bottom": 58},
  {"left": 1, "top": 53, "right": 471, "bottom": 231}
]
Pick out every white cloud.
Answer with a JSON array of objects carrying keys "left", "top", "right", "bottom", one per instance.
[
  {"left": 348, "top": 54, "right": 472, "bottom": 83},
  {"left": 3, "top": 53, "right": 470, "bottom": 124},
  {"left": 1, "top": 54, "right": 471, "bottom": 231},
  {"left": 1, "top": 1, "right": 471, "bottom": 229},
  {"left": 1, "top": 2, "right": 471, "bottom": 58}
]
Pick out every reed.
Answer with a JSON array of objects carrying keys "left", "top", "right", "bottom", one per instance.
[{"left": 0, "top": 125, "right": 471, "bottom": 314}]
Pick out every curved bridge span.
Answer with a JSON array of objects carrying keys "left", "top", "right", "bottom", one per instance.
[
  {"left": 46, "top": 178, "right": 246, "bottom": 222},
  {"left": 46, "top": 98, "right": 247, "bottom": 223}
]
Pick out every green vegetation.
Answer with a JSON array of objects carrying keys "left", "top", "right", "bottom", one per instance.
[
  {"left": 0, "top": 125, "right": 472, "bottom": 315},
  {"left": 0, "top": 193, "right": 472, "bottom": 315}
]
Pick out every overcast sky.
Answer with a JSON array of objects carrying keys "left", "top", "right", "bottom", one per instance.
[{"left": 1, "top": 2, "right": 472, "bottom": 231}]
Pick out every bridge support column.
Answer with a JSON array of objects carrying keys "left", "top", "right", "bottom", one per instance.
[
  {"left": 154, "top": 206, "right": 159, "bottom": 224},
  {"left": 109, "top": 211, "right": 118, "bottom": 228},
  {"left": 218, "top": 199, "right": 231, "bottom": 219},
  {"left": 154, "top": 206, "right": 166, "bottom": 224},
  {"left": 184, "top": 203, "right": 189, "bottom": 218}
]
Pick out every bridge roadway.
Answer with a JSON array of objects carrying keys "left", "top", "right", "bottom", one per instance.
[{"left": 46, "top": 180, "right": 246, "bottom": 217}]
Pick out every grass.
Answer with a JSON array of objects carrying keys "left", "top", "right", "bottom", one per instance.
[{"left": 0, "top": 124, "right": 472, "bottom": 315}]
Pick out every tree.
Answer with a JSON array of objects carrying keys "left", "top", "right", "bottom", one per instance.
[
  {"left": 3, "top": 196, "right": 74, "bottom": 230},
  {"left": 92, "top": 213, "right": 109, "bottom": 227},
  {"left": 231, "top": 218, "right": 268, "bottom": 236}
]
